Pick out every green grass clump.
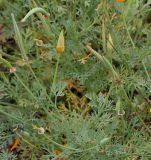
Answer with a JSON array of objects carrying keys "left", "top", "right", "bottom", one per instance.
[{"left": 0, "top": 0, "right": 151, "bottom": 159}]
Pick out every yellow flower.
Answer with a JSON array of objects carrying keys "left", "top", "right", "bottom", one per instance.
[
  {"left": 56, "top": 30, "right": 65, "bottom": 53},
  {"left": 149, "top": 108, "right": 151, "bottom": 113}
]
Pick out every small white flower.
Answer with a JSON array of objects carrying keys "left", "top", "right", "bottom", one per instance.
[
  {"left": 37, "top": 127, "right": 45, "bottom": 134},
  {"left": 10, "top": 67, "right": 16, "bottom": 73}
]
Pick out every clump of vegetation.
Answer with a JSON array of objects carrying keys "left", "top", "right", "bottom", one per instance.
[{"left": 0, "top": 0, "right": 151, "bottom": 159}]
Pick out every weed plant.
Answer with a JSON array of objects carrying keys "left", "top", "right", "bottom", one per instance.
[{"left": 0, "top": 0, "right": 151, "bottom": 159}]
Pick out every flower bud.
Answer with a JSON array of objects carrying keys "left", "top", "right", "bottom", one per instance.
[{"left": 56, "top": 30, "right": 65, "bottom": 53}]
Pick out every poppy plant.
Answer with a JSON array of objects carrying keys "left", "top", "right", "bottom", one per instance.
[
  {"left": 116, "top": 0, "right": 125, "bottom": 2},
  {"left": 10, "top": 138, "right": 20, "bottom": 151}
]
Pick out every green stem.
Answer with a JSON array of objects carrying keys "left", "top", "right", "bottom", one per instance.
[
  {"left": 17, "top": 133, "right": 37, "bottom": 148},
  {"left": 15, "top": 73, "right": 37, "bottom": 101},
  {"left": 102, "top": 17, "right": 106, "bottom": 53},
  {"left": 43, "top": 134, "right": 80, "bottom": 151},
  {"left": 80, "top": 16, "right": 99, "bottom": 33},
  {"left": 11, "top": 13, "right": 28, "bottom": 61},
  {"left": 51, "top": 54, "right": 60, "bottom": 90},
  {"left": 142, "top": 61, "right": 151, "bottom": 80},
  {"left": 0, "top": 106, "right": 23, "bottom": 122},
  {"left": 122, "top": 16, "right": 135, "bottom": 48},
  {"left": 32, "top": 0, "right": 51, "bottom": 39}
]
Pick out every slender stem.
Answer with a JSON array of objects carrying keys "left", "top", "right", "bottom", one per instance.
[
  {"left": 135, "top": 111, "right": 151, "bottom": 135},
  {"left": 0, "top": 106, "right": 23, "bottom": 122},
  {"left": 54, "top": 95, "right": 57, "bottom": 109},
  {"left": 15, "top": 73, "right": 37, "bottom": 101},
  {"left": 51, "top": 54, "right": 60, "bottom": 109},
  {"left": 0, "top": 101, "right": 19, "bottom": 107},
  {"left": 122, "top": 16, "right": 135, "bottom": 48},
  {"left": 80, "top": 16, "right": 99, "bottom": 33},
  {"left": 51, "top": 54, "right": 60, "bottom": 90},
  {"left": 32, "top": 0, "right": 51, "bottom": 39},
  {"left": 11, "top": 13, "right": 28, "bottom": 61},
  {"left": 86, "top": 45, "right": 119, "bottom": 79},
  {"left": 43, "top": 134, "right": 80, "bottom": 151},
  {"left": 17, "top": 133, "right": 37, "bottom": 148},
  {"left": 142, "top": 61, "right": 151, "bottom": 80},
  {"left": 102, "top": 17, "right": 106, "bottom": 53}
]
